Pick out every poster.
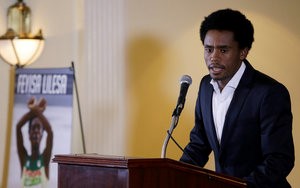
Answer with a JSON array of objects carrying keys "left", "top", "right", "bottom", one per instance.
[{"left": 7, "top": 67, "right": 74, "bottom": 188}]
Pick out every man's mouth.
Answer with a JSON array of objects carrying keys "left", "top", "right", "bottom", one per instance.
[{"left": 209, "top": 64, "right": 225, "bottom": 74}]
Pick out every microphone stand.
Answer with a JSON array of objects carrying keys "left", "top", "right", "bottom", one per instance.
[
  {"left": 161, "top": 110, "right": 199, "bottom": 165},
  {"left": 161, "top": 106, "right": 181, "bottom": 158}
]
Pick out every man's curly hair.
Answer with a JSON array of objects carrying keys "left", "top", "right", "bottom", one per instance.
[{"left": 200, "top": 9, "right": 254, "bottom": 50}]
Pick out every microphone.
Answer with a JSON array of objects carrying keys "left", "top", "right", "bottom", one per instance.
[
  {"left": 173, "top": 75, "right": 192, "bottom": 116},
  {"left": 161, "top": 74, "right": 192, "bottom": 158}
]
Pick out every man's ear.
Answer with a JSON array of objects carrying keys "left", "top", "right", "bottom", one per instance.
[{"left": 240, "top": 48, "right": 249, "bottom": 60}]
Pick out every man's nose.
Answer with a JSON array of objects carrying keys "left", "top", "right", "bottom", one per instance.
[{"left": 210, "top": 50, "right": 220, "bottom": 62}]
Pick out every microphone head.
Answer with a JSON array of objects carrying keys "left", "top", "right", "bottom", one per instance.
[{"left": 180, "top": 75, "right": 192, "bottom": 85}]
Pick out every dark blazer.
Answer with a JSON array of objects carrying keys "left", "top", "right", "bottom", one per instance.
[{"left": 180, "top": 60, "right": 294, "bottom": 188}]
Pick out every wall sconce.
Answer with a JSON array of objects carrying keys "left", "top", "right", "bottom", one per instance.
[{"left": 0, "top": 0, "right": 44, "bottom": 67}]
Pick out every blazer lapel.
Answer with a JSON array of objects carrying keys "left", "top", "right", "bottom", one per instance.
[
  {"left": 220, "top": 60, "right": 255, "bottom": 151},
  {"left": 202, "top": 78, "right": 220, "bottom": 151}
]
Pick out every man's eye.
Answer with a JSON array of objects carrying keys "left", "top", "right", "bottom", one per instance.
[
  {"left": 220, "top": 48, "right": 228, "bottom": 53},
  {"left": 205, "top": 48, "right": 213, "bottom": 53}
]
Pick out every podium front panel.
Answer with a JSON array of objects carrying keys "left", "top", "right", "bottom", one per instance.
[{"left": 53, "top": 154, "right": 247, "bottom": 188}]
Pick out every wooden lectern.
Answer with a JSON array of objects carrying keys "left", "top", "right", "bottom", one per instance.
[{"left": 53, "top": 154, "right": 247, "bottom": 188}]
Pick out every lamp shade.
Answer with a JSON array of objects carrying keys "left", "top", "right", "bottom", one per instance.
[{"left": 0, "top": 37, "right": 44, "bottom": 66}]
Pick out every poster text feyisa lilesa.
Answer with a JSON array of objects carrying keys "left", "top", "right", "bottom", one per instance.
[{"left": 16, "top": 74, "right": 68, "bottom": 95}]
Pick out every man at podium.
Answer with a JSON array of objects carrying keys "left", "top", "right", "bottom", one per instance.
[{"left": 180, "top": 9, "right": 294, "bottom": 188}]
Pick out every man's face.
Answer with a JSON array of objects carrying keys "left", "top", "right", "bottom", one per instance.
[{"left": 203, "top": 30, "right": 248, "bottom": 89}]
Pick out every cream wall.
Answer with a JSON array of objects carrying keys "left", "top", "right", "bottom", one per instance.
[{"left": 0, "top": 0, "right": 299, "bottom": 187}]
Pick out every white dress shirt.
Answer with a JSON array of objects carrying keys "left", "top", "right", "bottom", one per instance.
[{"left": 210, "top": 62, "right": 246, "bottom": 144}]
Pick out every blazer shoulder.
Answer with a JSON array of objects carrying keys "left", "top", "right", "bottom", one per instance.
[
  {"left": 243, "top": 60, "right": 289, "bottom": 93},
  {"left": 253, "top": 70, "right": 289, "bottom": 92}
]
